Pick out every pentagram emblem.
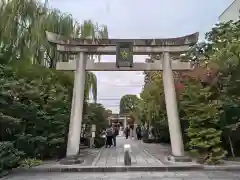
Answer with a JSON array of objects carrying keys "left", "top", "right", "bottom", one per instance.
[
  {"left": 120, "top": 50, "right": 129, "bottom": 60},
  {"left": 116, "top": 41, "right": 133, "bottom": 67}
]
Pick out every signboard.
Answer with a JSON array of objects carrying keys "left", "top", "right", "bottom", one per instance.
[
  {"left": 116, "top": 42, "right": 133, "bottom": 67},
  {"left": 92, "top": 132, "right": 95, "bottom": 138},
  {"left": 91, "top": 124, "right": 96, "bottom": 132}
]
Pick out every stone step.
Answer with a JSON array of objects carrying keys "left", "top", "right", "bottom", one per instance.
[
  {"left": 12, "top": 164, "right": 204, "bottom": 173},
  {"left": 11, "top": 164, "right": 240, "bottom": 173}
]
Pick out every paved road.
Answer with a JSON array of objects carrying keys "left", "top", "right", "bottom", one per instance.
[
  {"left": 3, "top": 171, "right": 240, "bottom": 180},
  {"left": 93, "top": 136, "right": 163, "bottom": 166}
]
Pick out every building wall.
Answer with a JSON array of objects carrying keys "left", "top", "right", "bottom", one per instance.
[{"left": 219, "top": 0, "right": 240, "bottom": 22}]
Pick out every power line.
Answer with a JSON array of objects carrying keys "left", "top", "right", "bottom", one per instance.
[
  {"left": 89, "top": 99, "right": 137, "bottom": 101},
  {"left": 103, "top": 105, "right": 120, "bottom": 107},
  {"left": 98, "top": 84, "right": 143, "bottom": 87},
  {"left": 97, "top": 98, "right": 122, "bottom": 100},
  {"left": 95, "top": 103, "right": 120, "bottom": 106},
  {"left": 89, "top": 97, "right": 142, "bottom": 101},
  {"left": 88, "top": 99, "right": 121, "bottom": 101}
]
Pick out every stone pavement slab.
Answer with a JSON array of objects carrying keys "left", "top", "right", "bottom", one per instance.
[
  {"left": 140, "top": 141, "right": 175, "bottom": 165},
  {"left": 142, "top": 141, "right": 201, "bottom": 165},
  {"left": 2, "top": 171, "right": 240, "bottom": 180},
  {"left": 93, "top": 136, "right": 163, "bottom": 166},
  {"left": 34, "top": 148, "right": 101, "bottom": 168},
  {"left": 141, "top": 141, "right": 240, "bottom": 169}
]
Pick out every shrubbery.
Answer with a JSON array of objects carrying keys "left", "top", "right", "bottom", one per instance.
[
  {"left": 19, "top": 158, "right": 42, "bottom": 168},
  {"left": 180, "top": 82, "right": 227, "bottom": 164},
  {"left": 0, "top": 142, "right": 24, "bottom": 172},
  {"left": 0, "top": 64, "right": 108, "bottom": 172}
]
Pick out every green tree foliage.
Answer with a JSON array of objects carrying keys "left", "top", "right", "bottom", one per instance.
[
  {"left": 209, "top": 21, "right": 240, "bottom": 157},
  {"left": 0, "top": 1, "right": 110, "bottom": 172},
  {"left": 189, "top": 20, "right": 240, "bottom": 157},
  {"left": 139, "top": 71, "right": 170, "bottom": 143},
  {"left": 140, "top": 72, "right": 166, "bottom": 126},
  {"left": 83, "top": 103, "right": 108, "bottom": 137},
  {"left": 0, "top": 64, "right": 72, "bottom": 159},
  {"left": 120, "top": 94, "right": 141, "bottom": 124},
  {"left": 0, "top": 0, "right": 109, "bottom": 102},
  {"left": 0, "top": 63, "right": 109, "bottom": 171},
  {"left": 0, "top": 0, "right": 108, "bottom": 67},
  {"left": 0, "top": 141, "right": 24, "bottom": 172},
  {"left": 120, "top": 94, "right": 140, "bottom": 114},
  {"left": 176, "top": 20, "right": 240, "bottom": 162},
  {"left": 180, "top": 80, "right": 227, "bottom": 164}
]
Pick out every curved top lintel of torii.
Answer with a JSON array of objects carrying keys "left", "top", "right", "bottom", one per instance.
[{"left": 45, "top": 31, "right": 199, "bottom": 47}]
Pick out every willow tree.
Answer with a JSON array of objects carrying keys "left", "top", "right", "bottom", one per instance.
[{"left": 0, "top": 0, "right": 108, "bottom": 101}]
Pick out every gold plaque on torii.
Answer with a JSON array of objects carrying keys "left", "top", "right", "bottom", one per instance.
[{"left": 116, "top": 41, "right": 133, "bottom": 68}]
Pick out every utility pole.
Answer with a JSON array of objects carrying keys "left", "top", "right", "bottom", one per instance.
[{"left": 44, "top": 0, "right": 48, "bottom": 8}]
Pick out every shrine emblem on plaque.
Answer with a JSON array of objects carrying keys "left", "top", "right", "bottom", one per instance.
[{"left": 116, "top": 41, "right": 133, "bottom": 67}]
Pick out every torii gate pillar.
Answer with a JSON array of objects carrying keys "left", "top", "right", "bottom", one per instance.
[
  {"left": 66, "top": 52, "right": 86, "bottom": 156},
  {"left": 163, "top": 52, "right": 184, "bottom": 157}
]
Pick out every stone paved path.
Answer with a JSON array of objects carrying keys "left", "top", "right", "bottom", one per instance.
[
  {"left": 140, "top": 141, "right": 174, "bottom": 165},
  {"left": 3, "top": 171, "right": 240, "bottom": 180},
  {"left": 93, "top": 136, "right": 163, "bottom": 166}
]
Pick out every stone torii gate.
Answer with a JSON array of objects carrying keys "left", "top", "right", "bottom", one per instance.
[{"left": 46, "top": 32, "right": 199, "bottom": 162}]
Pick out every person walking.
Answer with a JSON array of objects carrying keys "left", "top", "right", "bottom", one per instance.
[
  {"left": 112, "top": 126, "right": 119, "bottom": 147},
  {"left": 136, "top": 125, "right": 142, "bottom": 140},
  {"left": 124, "top": 125, "right": 130, "bottom": 139},
  {"left": 105, "top": 125, "right": 113, "bottom": 148}
]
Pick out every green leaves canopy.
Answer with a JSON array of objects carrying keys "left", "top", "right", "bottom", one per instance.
[
  {"left": 0, "top": 0, "right": 109, "bottom": 101},
  {"left": 120, "top": 94, "right": 140, "bottom": 114},
  {"left": 0, "top": 63, "right": 72, "bottom": 159},
  {"left": 0, "top": 0, "right": 110, "bottom": 171},
  {"left": 140, "top": 72, "right": 167, "bottom": 126}
]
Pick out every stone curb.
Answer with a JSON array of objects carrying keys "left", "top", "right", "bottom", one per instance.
[
  {"left": 8, "top": 164, "right": 240, "bottom": 174},
  {"left": 10, "top": 165, "right": 203, "bottom": 173},
  {"left": 203, "top": 165, "right": 240, "bottom": 171}
]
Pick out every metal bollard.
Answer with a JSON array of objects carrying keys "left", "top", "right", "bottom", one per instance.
[{"left": 124, "top": 144, "right": 131, "bottom": 165}]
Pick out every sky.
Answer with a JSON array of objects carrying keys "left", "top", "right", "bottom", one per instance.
[{"left": 47, "top": 0, "right": 232, "bottom": 113}]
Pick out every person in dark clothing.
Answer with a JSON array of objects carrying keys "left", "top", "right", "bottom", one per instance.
[
  {"left": 112, "top": 126, "right": 119, "bottom": 147},
  {"left": 136, "top": 125, "right": 142, "bottom": 140},
  {"left": 105, "top": 125, "right": 113, "bottom": 148},
  {"left": 150, "top": 126, "right": 156, "bottom": 139},
  {"left": 124, "top": 126, "right": 130, "bottom": 139}
]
